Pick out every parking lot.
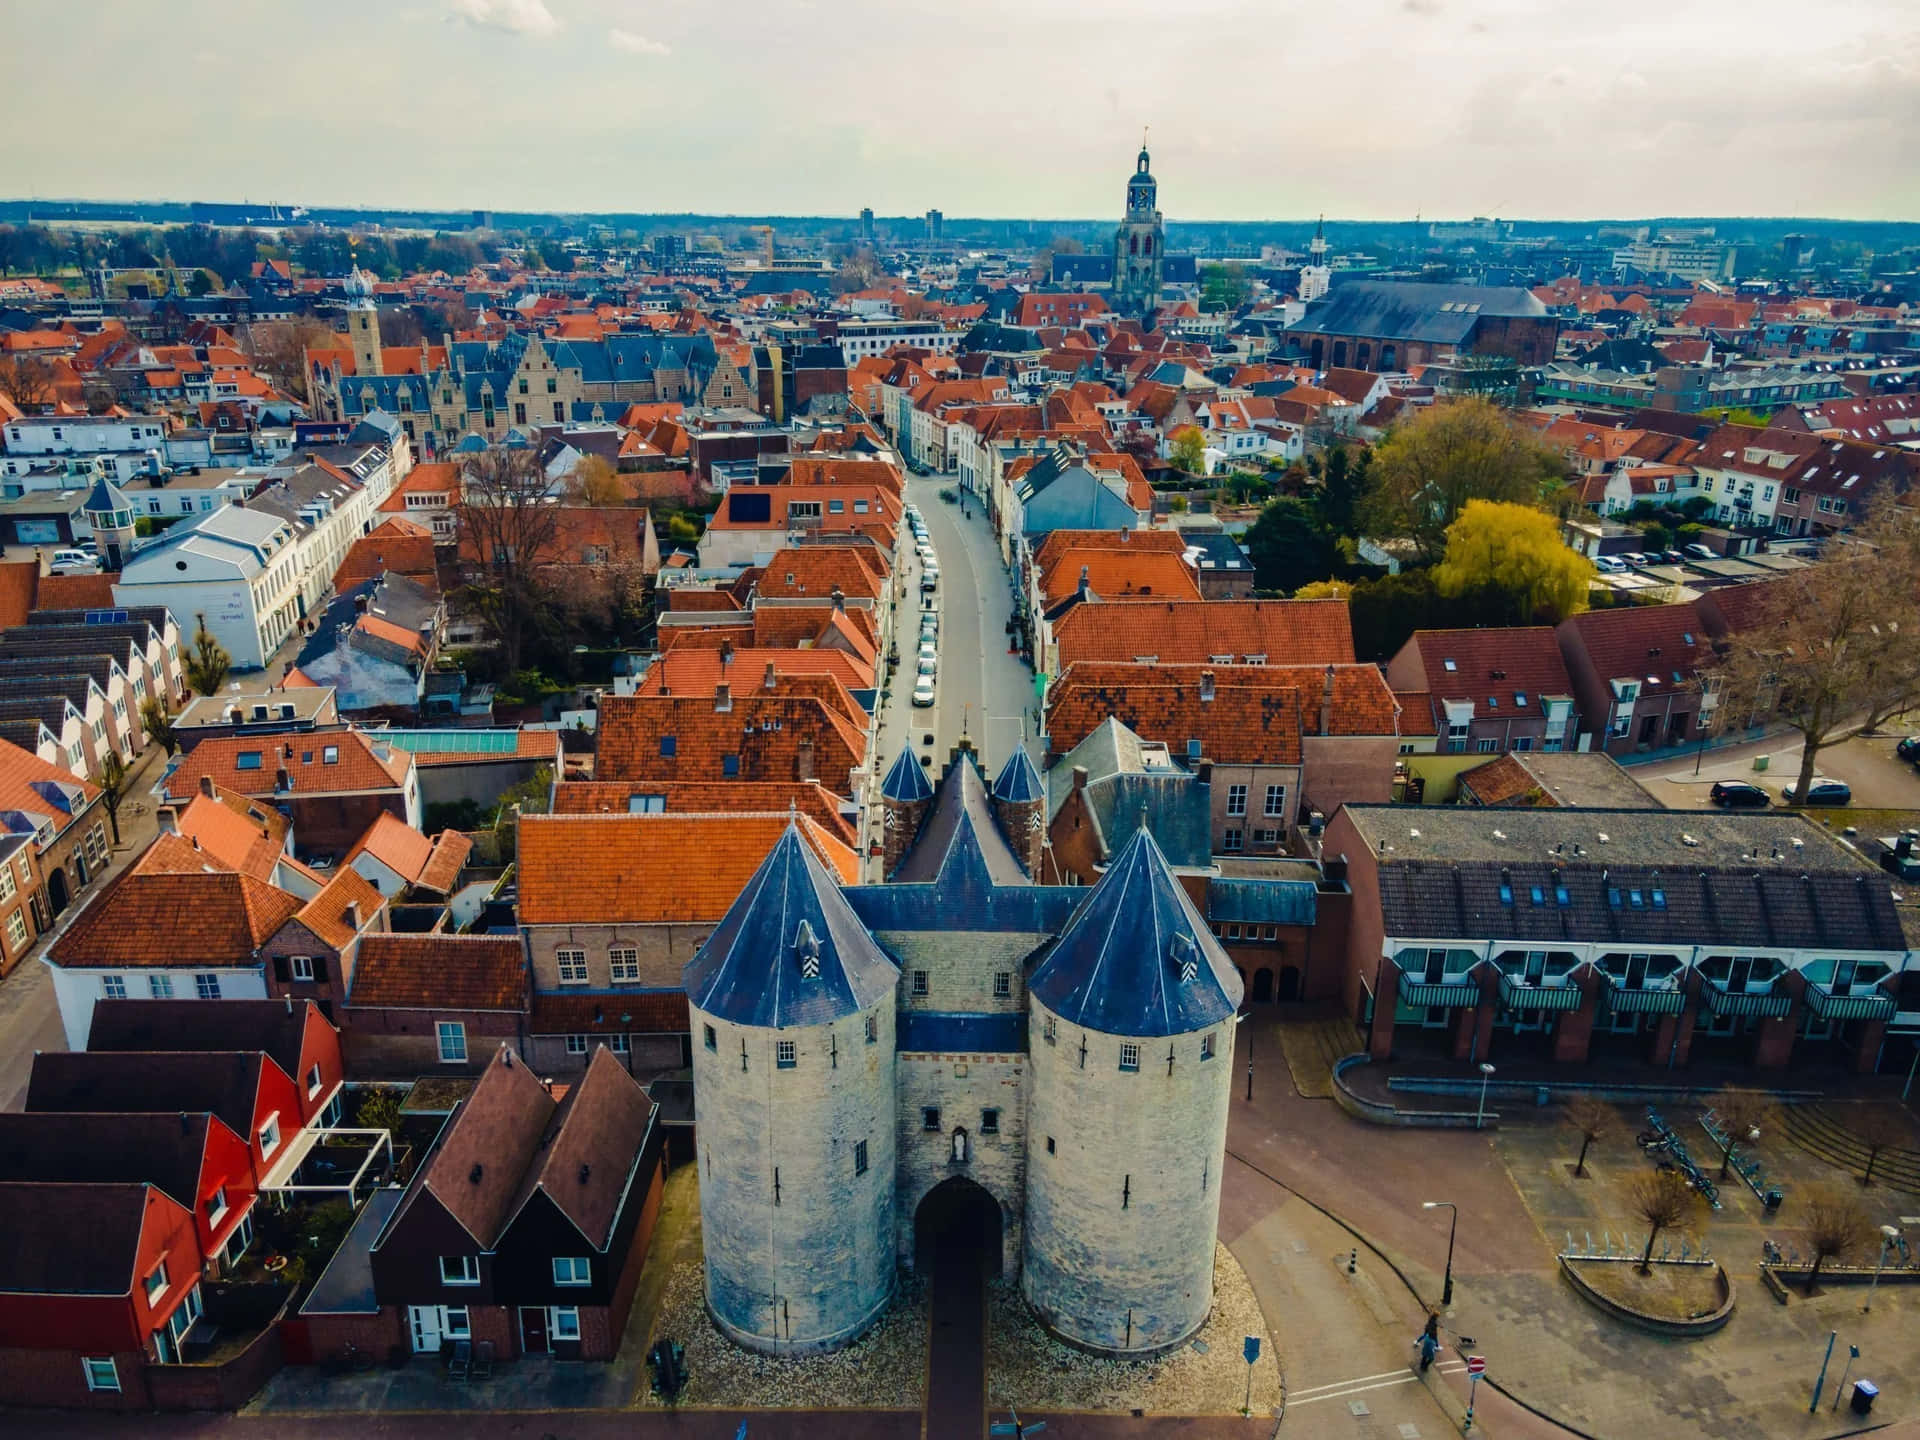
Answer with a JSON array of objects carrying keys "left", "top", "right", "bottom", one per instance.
[{"left": 1638, "top": 725, "right": 1920, "bottom": 816}]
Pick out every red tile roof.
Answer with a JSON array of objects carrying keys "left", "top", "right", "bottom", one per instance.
[
  {"left": 1559, "top": 601, "right": 1710, "bottom": 692},
  {"left": 161, "top": 730, "right": 412, "bottom": 802},
  {"left": 593, "top": 693, "right": 867, "bottom": 795},
  {"left": 1041, "top": 549, "right": 1202, "bottom": 606},
  {"left": 348, "top": 935, "right": 526, "bottom": 1011},
  {"left": 530, "top": 991, "right": 689, "bottom": 1037},
  {"left": 50, "top": 865, "right": 302, "bottom": 968},
  {"left": 549, "top": 778, "right": 853, "bottom": 841},
  {"left": 1052, "top": 599, "right": 1355, "bottom": 669},
  {"left": 295, "top": 866, "right": 384, "bottom": 949},
  {"left": 1399, "top": 628, "right": 1575, "bottom": 705}
]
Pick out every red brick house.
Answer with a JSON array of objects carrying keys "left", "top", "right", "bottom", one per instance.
[
  {"left": 159, "top": 732, "right": 422, "bottom": 859},
  {"left": 342, "top": 934, "right": 527, "bottom": 1076},
  {"left": 88, "top": 998, "right": 347, "bottom": 1129}
]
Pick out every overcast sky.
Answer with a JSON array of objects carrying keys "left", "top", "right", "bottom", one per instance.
[{"left": 4, "top": 0, "right": 1915, "bottom": 222}]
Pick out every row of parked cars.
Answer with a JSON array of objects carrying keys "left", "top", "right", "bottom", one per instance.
[
  {"left": 908, "top": 504, "right": 938, "bottom": 709},
  {"left": 1594, "top": 544, "right": 1720, "bottom": 575},
  {"left": 1709, "top": 777, "right": 1852, "bottom": 808}
]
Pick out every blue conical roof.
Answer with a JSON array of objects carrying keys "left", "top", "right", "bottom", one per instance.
[
  {"left": 991, "top": 746, "right": 1044, "bottom": 805},
  {"left": 880, "top": 747, "right": 933, "bottom": 803},
  {"left": 83, "top": 477, "right": 133, "bottom": 516},
  {"left": 684, "top": 823, "right": 897, "bottom": 1029},
  {"left": 1029, "top": 825, "right": 1241, "bottom": 1037}
]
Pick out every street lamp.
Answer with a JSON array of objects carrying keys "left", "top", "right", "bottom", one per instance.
[
  {"left": 1235, "top": 1010, "right": 1253, "bottom": 1102},
  {"left": 1867, "top": 1224, "right": 1901, "bottom": 1313},
  {"left": 1422, "top": 1201, "right": 1458, "bottom": 1308},
  {"left": 1475, "top": 1062, "right": 1496, "bottom": 1130}
]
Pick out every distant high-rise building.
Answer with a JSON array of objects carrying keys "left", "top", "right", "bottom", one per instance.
[
  {"left": 470, "top": 210, "right": 493, "bottom": 231},
  {"left": 652, "top": 233, "right": 687, "bottom": 269},
  {"left": 860, "top": 208, "right": 875, "bottom": 245},
  {"left": 1111, "top": 141, "right": 1165, "bottom": 319},
  {"left": 925, "top": 209, "right": 943, "bottom": 242}
]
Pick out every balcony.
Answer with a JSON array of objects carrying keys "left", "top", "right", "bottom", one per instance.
[
  {"left": 1498, "top": 973, "right": 1585, "bottom": 1012},
  {"left": 1698, "top": 982, "right": 1794, "bottom": 1019},
  {"left": 1803, "top": 984, "right": 1895, "bottom": 1023},
  {"left": 1599, "top": 973, "right": 1688, "bottom": 1015},
  {"left": 1396, "top": 977, "right": 1483, "bottom": 1008}
]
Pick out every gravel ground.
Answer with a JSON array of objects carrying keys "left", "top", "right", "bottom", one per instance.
[
  {"left": 986, "top": 1244, "right": 1283, "bottom": 1415},
  {"left": 636, "top": 1259, "right": 927, "bottom": 1410}
]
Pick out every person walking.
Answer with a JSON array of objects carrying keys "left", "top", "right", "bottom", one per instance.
[{"left": 1417, "top": 1313, "right": 1440, "bottom": 1373}]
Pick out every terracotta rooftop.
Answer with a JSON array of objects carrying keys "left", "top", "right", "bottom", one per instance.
[
  {"left": 1052, "top": 598, "right": 1355, "bottom": 669},
  {"left": 1041, "top": 548, "right": 1202, "bottom": 606},
  {"left": 50, "top": 864, "right": 302, "bottom": 968},
  {"left": 595, "top": 693, "right": 867, "bottom": 794},
  {"left": 161, "top": 730, "right": 412, "bottom": 802},
  {"left": 348, "top": 935, "right": 527, "bottom": 1012}
]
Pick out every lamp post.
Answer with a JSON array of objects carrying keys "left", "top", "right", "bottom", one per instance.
[
  {"left": 1236, "top": 1010, "right": 1253, "bottom": 1102},
  {"left": 1475, "top": 1062, "right": 1496, "bottom": 1130},
  {"left": 1867, "top": 1224, "right": 1901, "bottom": 1313},
  {"left": 1422, "top": 1200, "right": 1458, "bottom": 1308}
]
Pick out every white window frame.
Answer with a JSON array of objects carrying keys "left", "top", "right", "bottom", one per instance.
[
  {"left": 441, "top": 1305, "right": 471, "bottom": 1340},
  {"left": 102, "top": 973, "right": 127, "bottom": 1000},
  {"left": 437, "top": 1021, "right": 467, "bottom": 1064},
  {"left": 552, "top": 1256, "right": 591, "bottom": 1287},
  {"left": 776, "top": 1039, "right": 797, "bottom": 1069},
  {"left": 439, "top": 1255, "right": 481, "bottom": 1286},
  {"left": 564, "top": 1034, "right": 588, "bottom": 1056},
  {"left": 289, "top": 954, "right": 314, "bottom": 982},
  {"left": 549, "top": 1306, "right": 580, "bottom": 1342},
  {"left": 205, "top": 1186, "right": 228, "bottom": 1226},
  {"left": 144, "top": 1258, "right": 169, "bottom": 1305},
  {"left": 82, "top": 1357, "right": 119, "bottom": 1393},
  {"left": 608, "top": 946, "right": 639, "bottom": 982},
  {"left": 257, "top": 1113, "right": 281, "bottom": 1158},
  {"left": 556, "top": 948, "right": 589, "bottom": 985},
  {"left": 1119, "top": 1042, "right": 1141, "bottom": 1072},
  {"left": 1226, "top": 784, "right": 1247, "bottom": 816},
  {"left": 148, "top": 972, "right": 173, "bottom": 998},
  {"left": 1264, "top": 784, "right": 1286, "bottom": 817},
  {"left": 307, "top": 1062, "right": 323, "bottom": 1098},
  {"left": 195, "top": 973, "right": 222, "bottom": 1000}
]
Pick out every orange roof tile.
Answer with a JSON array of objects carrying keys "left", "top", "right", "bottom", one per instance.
[
  {"left": 517, "top": 813, "right": 859, "bottom": 924},
  {"left": 1052, "top": 598, "right": 1355, "bottom": 669},
  {"left": 595, "top": 693, "right": 866, "bottom": 794},
  {"left": 1041, "top": 549, "right": 1201, "bottom": 606},
  {"left": 296, "top": 866, "right": 384, "bottom": 949},
  {"left": 161, "top": 731, "right": 412, "bottom": 802},
  {"left": 165, "top": 791, "right": 289, "bottom": 882},
  {"left": 349, "top": 935, "right": 526, "bottom": 1011},
  {"left": 50, "top": 867, "right": 302, "bottom": 968}
]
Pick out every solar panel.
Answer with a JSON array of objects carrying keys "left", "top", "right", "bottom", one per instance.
[
  {"left": 382, "top": 729, "right": 521, "bottom": 755},
  {"left": 83, "top": 609, "right": 129, "bottom": 625}
]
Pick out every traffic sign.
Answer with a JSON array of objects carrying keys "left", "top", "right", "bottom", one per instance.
[
  {"left": 1244, "top": 1335, "right": 1262, "bottom": 1365},
  {"left": 1466, "top": 1355, "right": 1487, "bottom": 1376}
]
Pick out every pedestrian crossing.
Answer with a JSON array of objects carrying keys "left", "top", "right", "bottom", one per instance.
[{"left": 1288, "top": 1361, "right": 1468, "bottom": 1407}]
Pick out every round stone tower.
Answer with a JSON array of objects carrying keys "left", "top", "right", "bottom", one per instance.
[
  {"left": 1023, "top": 823, "right": 1241, "bottom": 1356},
  {"left": 878, "top": 746, "right": 933, "bottom": 878},
  {"left": 685, "top": 822, "right": 900, "bottom": 1355},
  {"left": 990, "top": 745, "right": 1046, "bottom": 880}
]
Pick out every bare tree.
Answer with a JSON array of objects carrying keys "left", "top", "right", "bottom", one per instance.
[
  {"left": 455, "top": 447, "right": 563, "bottom": 674},
  {"left": 565, "top": 454, "right": 626, "bottom": 506},
  {"left": 1711, "top": 500, "right": 1920, "bottom": 803},
  {"left": 184, "top": 613, "right": 231, "bottom": 697},
  {"left": 1801, "top": 1188, "right": 1873, "bottom": 1293},
  {"left": 1628, "top": 1170, "right": 1697, "bottom": 1275},
  {"left": 242, "top": 317, "right": 338, "bottom": 402},
  {"left": 1852, "top": 1106, "right": 1911, "bottom": 1188},
  {"left": 93, "top": 750, "right": 128, "bottom": 846},
  {"left": 0, "top": 354, "right": 57, "bottom": 411},
  {"left": 1565, "top": 1096, "right": 1615, "bottom": 1178},
  {"left": 377, "top": 307, "right": 425, "bottom": 348},
  {"left": 1708, "top": 1090, "right": 1771, "bottom": 1180}
]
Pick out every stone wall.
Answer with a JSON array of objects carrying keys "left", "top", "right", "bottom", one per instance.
[
  {"left": 1022, "top": 996, "right": 1234, "bottom": 1356},
  {"left": 883, "top": 931, "right": 1041, "bottom": 1017},
  {"left": 691, "top": 995, "right": 898, "bottom": 1355},
  {"left": 527, "top": 922, "right": 715, "bottom": 991},
  {"left": 894, "top": 1051, "right": 1026, "bottom": 1276}
]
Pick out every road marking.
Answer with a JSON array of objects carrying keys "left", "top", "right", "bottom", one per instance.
[
  {"left": 1290, "top": 1375, "right": 1421, "bottom": 1407},
  {"left": 1289, "top": 1370, "right": 1412, "bottom": 1397}
]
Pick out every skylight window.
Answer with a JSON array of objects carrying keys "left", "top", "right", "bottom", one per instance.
[
  {"left": 1530, "top": 886, "right": 1545, "bottom": 906},
  {"left": 1515, "top": 692, "right": 1528, "bottom": 708},
  {"left": 1555, "top": 885, "right": 1571, "bottom": 907},
  {"left": 1443, "top": 659, "right": 1457, "bottom": 671}
]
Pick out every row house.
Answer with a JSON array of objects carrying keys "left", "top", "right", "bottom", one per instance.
[
  {"left": 299, "top": 1045, "right": 663, "bottom": 1365},
  {"left": 1329, "top": 806, "right": 1908, "bottom": 1074},
  {"left": 1050, "top": 596, "right": 1356, "bottom": 672},
  {"left": 0, "top": 736, "right": 110, "bottom": 943},
  {"left": 515, "top": 810, "right": 861, "bottom": 1076},
  {"left": 0, "top": 650, "right": 146, "bottom": 765},
  {"left": 4, "top": 605, "right": 187, "bottom": 713},
  {"left": 1385, "top": 628, "right": 1579, "bottom": 799},
  {"left": 696, "top": 485, "right": 901, "bottom": 570}
]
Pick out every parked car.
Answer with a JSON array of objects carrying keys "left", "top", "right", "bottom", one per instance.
[
  {"left": 1657, "top": 550, "right": 1686, "bottom": 565},
  {"left": 1896, "top": 736, "right": 1920, "bottom": 763},
  {"left": 921, "top": 568, "right": 939, "bottom": 591},
  {"left": 1618, "top": 552, "right": 1649, "bottom": 567},
  {"left": 1683, "top": 543, "right": 1718, "bottom": 561},
  {"left": 1709, "top": 781, "right": 1771, "bottom": 809},
  {"left": 48, "top": 549, "right": 101, "bottom": 574},
  {"left": 1595, "top": 555, "right": 1627, "bottom": 574},
  {"left": 1782, "top": 778, "right": 1851, "bottom": 806},
  {"left": 912, "top": 675, "right": 936, "bottom": 707}
]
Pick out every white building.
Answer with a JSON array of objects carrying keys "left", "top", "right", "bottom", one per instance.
[{"left": 113, "top": 506, "right": 306, "bottom": 672}]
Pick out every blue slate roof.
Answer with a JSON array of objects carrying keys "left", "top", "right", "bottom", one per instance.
[
  {"left": 1086, "top": 773, "right": 1212, "bottom": 869},
  {"left": 881, "top": 748, "right": 934, "bottom": 803},
  {"left": 892, "top": 757, "right": 1028, "bottom": 887},
  {"left": 82, "top": 478, "right": 133, "bottom": 516},
  {"left": 684, "top": 824, "right": 898, "bottom": 1029},
  {"left": 1285, "top": 280, "right": 1547, "bottom": 344},
  {"left": 991, "top": 746, "right": 1043, "bottom": 805},
  {"left": 1206, "top": 877, "right": 1318, "bottom": 927},
  {"left": 1029, "top": 826, "right": 1242, "bottom": 1037},
  {"left": 898, "top": 1012, "right": 1025, "bottom": 1054}
]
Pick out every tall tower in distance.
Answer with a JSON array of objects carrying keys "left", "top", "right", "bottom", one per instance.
[
  {"left": 1298, "top": 215, "right": 1332, "bottom": 304},
  {"left": 345, "top": 262, "right": 383, "bottom": 377},
  {"left": 1111, "top": 134, "right": 1165, "bottom": 321}
]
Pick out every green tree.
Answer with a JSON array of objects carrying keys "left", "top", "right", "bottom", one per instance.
[
  {"left": 1199, "top": 262, "right": 1250, "bottom": 312},
  {"left": 1364, "top": 396, "right": 1569, "bottom": 561},
  {"left": 1640, "top": 521, "right": 1671, "bottom": 553},
  {"left": 1245, "top": 498, "right": 1341, "bottom": 594},
  {"left": 184, "top": 614, "right": 231, "bottom": 697},
  {"left": 93, "top": 750, "right": 129, "bottom": 846},
  {"left": 138, "top": 695, "right": 176, "bottom": 757},
  {"left": 1169, "top": 426, "right": 1207, "bottom": 476},
  {"left": 1434, "top": 500, "right": 1593, "bottom": 624},
  {"left": 1317, "top": 444, "right": 1366, "bottom": 536}
]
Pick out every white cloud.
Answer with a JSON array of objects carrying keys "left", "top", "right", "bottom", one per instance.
[
  {"left": 446, "top": 0, "right": 560, "bottom": 36},
  {"left": 609, "top": 27, "right": 670, "bottom": 56}
]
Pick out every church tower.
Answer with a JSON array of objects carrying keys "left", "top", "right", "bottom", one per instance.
[
  {"left": 1111, "top": 138, "right": 1165, "bottom": 321},
  {"left": 1299, "top": 215, "right": 1331, "bottom": 304},
  {"left": 345, "top": 263, "right": 383, "bottom": 377}
]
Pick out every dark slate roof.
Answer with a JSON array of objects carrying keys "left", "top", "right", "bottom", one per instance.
[
  {"left": 0, "top": 1110, "right": 213, "bottom": 1213},
  {"left": 1085, "top": 773, "right": 1213, "bottom": 868},
  {"left": 1286, "top": 280, "right": 1548, "bottom": 343},
  {"left": 684, "top": 822, "right": 897, "bottom": 1028},
  {"left": 898, "top": 1011, "right": 1025, "bottom": 1053},
  {"left": 892, "top": 756, "right": 1028, "bottom": 888},
  {"left": 25, "top": 1050, "right": 267, "bottom": 1139},
  {"left": 1207, "top": 877, "right": 1318, "bottom": 927},
  {"left": 302, "top": 1186, "right": 403, "bottom": 1316},
  {"left": 1029, "top": 826, "right": 1243, "bottom": 1037},
  {"left": 83, "top": 477, "right": 133, "bottom": 515},
  {"left": 881, "top": 747, "right": 934, "bottom": 804},
  {"left": 0, "top": 1181, "right": 151, "bottom": 1295},
  {"left": 991, "top": 746, "right": 1044, "bottom": 805},
  {"left": 88, "top": 998, "right": 319, "bottom": 1089}
]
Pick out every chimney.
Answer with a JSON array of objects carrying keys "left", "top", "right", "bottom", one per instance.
[
  {"left": 199, "top": 774, "right": 218, "bottom": 801},
  {"left": 763, "top": 662, "right": 777, "bottom": 691},
  {"left": 1072, "top": 765, "right": 1089, "bottom": 793},
  {"left": 1078, "top": 563, "right": 1091, "bottom": 602},
  {"left": 830, "top": 585, "right": 845, "bottom": 612},
  {"left": 719, "top": 637, "right": 733, "bottom": 668},
  {"left": 714, "top": 683, "right": 732, "bottom": 714},
  {"left": 1320, "top": 663, "right": 1336, "bottom": 736},
  {"left": 795, "top": 737, "right": 815, "bottom": 782},
  {"left": 344, "top": 902, "right": 361, "bottom": 931},
  {"left": 1199, "top": 669, "right": 1216, "bottom": 702},
  {"left": 156, "top": 806, "right": 178, "bottom": 836}
]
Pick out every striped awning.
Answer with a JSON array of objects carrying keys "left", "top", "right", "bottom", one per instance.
[
  {"left": 1804, "top": 985, "right": 1896, "bottom": 1022},
  {"left": 1498, "top": 973, "right": 1585, "bottom": 1012},
  {"left": 1699, "top": 984, "right": 1794, "bottom": 1019}
]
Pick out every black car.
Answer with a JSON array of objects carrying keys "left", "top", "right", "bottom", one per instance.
[
  {"left": 1710, "top": 781, "right": 1770, "bottom": 808},
  {"left": 1783, "top": 778, "right": 1851, "bottom": 806},
  {"left": 1897, "top": 736, "right": 1920, "bottom": 763}
]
